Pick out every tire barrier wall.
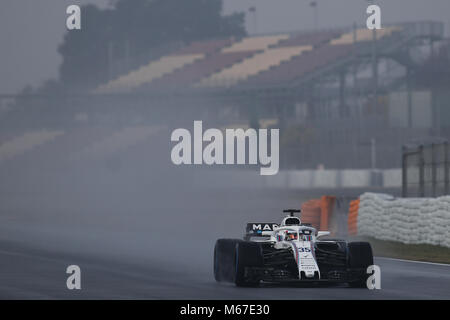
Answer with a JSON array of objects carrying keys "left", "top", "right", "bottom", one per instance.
[{"left": 352, "top": 193, "right": 450, "bottom": 248}]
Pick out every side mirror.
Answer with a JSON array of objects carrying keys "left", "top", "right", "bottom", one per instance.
[{"left": 317, "top": 231, "right": 331, "bottom": 238}]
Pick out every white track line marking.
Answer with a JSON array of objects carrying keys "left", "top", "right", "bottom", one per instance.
[{"left": 376, "top": 256, "right": 450, "bottom": 267}]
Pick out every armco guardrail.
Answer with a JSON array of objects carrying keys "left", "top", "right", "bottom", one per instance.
[{"left": 352, "top": 193, "right": 450, "bottom": 248}]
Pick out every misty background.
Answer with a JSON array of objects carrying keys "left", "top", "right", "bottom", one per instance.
[
  {"left": 0, "top": 0, "right": 449, "bottom": 298},
  {"left": 1, "top": 0, "right": 450, "bottom": 94}
]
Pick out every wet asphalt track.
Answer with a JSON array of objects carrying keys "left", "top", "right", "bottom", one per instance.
[
  {"left": 0, "top": 236, "right": 449, "bottom": 299},
  {"left": 0, "top": 179, "right": 448, "bottom": 299}
]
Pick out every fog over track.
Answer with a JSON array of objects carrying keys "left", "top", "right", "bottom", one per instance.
[
  {"left": 1, "top": 184, "right": 449, "bottom": 299},
  {"left": 0, "top": 122, "right": 448, "bottom": 299}
]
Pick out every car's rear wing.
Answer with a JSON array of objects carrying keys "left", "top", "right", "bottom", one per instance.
[{"left": 244, "top": 223, "right": 279, "bottom": 240}]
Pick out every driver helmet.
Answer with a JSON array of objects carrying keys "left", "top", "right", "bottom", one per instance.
[{"left": 285, "top": 231, "right": 297, "bottom": 241}]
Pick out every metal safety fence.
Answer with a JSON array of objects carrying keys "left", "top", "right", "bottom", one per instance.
[{"left": 402, "top": 141, "right": 450, "bottom": 197}]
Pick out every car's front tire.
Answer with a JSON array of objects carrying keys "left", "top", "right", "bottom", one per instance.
[
  {"left": 234, "top": 241, "right": 263, "bottom": 287},
  {"left": 347, "top": 241, "right": 374, "bottom": 288},
  {"left": 214, "top": 239, "right": 241, "bottom": 283}
]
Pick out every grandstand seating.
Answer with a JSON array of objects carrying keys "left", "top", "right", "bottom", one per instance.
[
  {"left": 276, "top": 31, "right": 341, "bottom": 48},
  {"left": 174, "top": 38, "right": 235, "bottom": 55},
  {"left": 75, "top": 126, "right": 161, "bottom": 159},
  {"left": 0, "top": 126, "right": 163, "bottom": 167},
  {"left": 24, "top": 127, "right": 115, "bottom": 166},
  {"left": 95, "top": 54, "right": 204, "bottom": 94},
  {"left": 0, "top": 130, "right": 64, "bottom": 163},
  {"left": 330, "top": 27, "right": 400, "bottom": 45},
  {"left": 242, "top": 44, "right": 353, "bottom": 86},
  {"left": 221, "top": 34, "right": 290, "bottom": 53},
  {"left": 196, "top": 45, "right": 312, "bottom": 87},
  {"left": 147, "top": 50, "right": 258, "bottom": 89},
  {"left": 93, "top": 27, "right": 402, "bottom": 92}
]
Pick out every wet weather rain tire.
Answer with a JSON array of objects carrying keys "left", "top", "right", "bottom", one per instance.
[
  {"left": 214, "top": 239, "right": 241, "bottom": 283},
  {"left": 347, "top": 242, "right": 374, "bottom": 288},
  {"left": 234, "top": 241, "right": 263, "bottom": 287}
]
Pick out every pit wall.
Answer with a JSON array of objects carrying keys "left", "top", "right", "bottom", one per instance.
[{"left": 347, "top": 193, "right": 450, "bottom": 248}]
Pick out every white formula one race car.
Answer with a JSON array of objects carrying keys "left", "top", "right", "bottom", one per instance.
[{"left": 214, "top": 209, "right": 373, "bottom": 287}]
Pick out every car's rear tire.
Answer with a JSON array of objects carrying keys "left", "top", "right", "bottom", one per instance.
[
  {"left": 214, "top": 239, "right": 241, "bottom": 282},
  {"left": 234, "top": 241, "right": 263, "bottom": 287},
  {"left": 347, "top": 241, "right": 374, "bottom": 288}
]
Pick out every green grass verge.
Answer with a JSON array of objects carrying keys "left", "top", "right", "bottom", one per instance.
[{"left": 350, "top": 236, "right": 450, "bottom": 264}]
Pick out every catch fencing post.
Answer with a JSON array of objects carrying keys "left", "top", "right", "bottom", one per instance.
[
  {"left": 419, "top": 145, "right": 425, "bottom": 197},
  {"left": 402, "top": 145, "right": 407, "bottom": 198},
  {"left": 432, "top": 143, "right": 437, "bottom": 197},
  {"left": 445, "top": 142, "right": 449, "bottom": 195}
]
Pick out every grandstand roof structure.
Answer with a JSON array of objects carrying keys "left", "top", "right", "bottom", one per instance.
[{"left": 94, "top": 21, "right": 444, "bottom": 96}]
